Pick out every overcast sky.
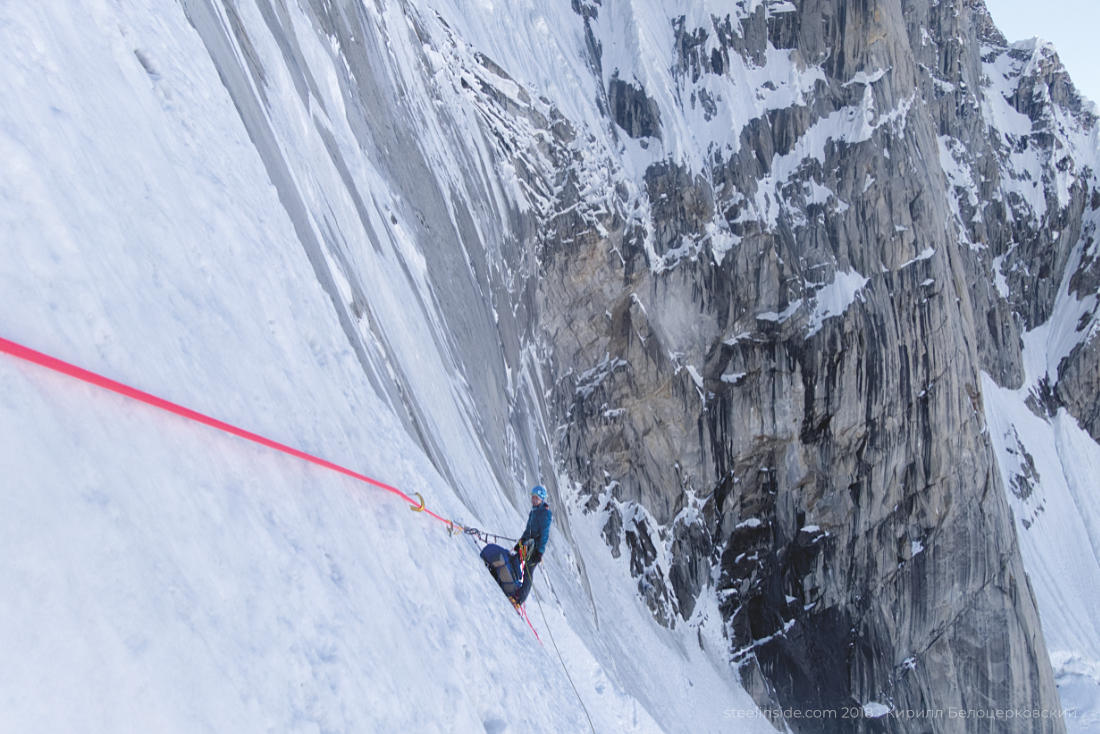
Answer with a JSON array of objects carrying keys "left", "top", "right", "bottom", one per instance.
[{"left": 983, "top": 0, "right": 1100, "bottom": 107}]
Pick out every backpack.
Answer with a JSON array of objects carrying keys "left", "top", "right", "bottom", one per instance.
[{"left": 480, "top": 543, "right": 524, "bottom": 598}]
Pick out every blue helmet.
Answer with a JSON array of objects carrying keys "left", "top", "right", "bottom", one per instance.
[{"left": 531, "top": 485, "right": 548, "bottom": 502}]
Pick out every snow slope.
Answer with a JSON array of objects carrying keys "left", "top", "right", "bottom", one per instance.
[
  {"left": 984, "top": 386, "right": 1100, "bottom": 734},
  {"left": 0, "top": 1, "right": 772, "bottom": 731},
  {"left": 982, "top": 232, "right": 1100, "bottom": 732}
]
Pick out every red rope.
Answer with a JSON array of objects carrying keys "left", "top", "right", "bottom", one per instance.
[
  {"left": 0, "top": 335, "right": 545, "bottom": 640},
  {"left": 516, "top": 603, "right": 543, "bottom": 644},
  {"left": 0, "top": 336, "right": 456, "bottom": 525}
]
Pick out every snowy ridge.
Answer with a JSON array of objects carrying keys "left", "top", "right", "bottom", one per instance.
[{"left": 979, "top": 39, "right": 1100, "bottom": 226}]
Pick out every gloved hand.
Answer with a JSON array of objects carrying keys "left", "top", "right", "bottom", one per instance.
[
  {"left": 527, "top": 550, "right": 542, "bottom": 567},
  {"left": 513, "top": 543, "right": 521, "bottom": 554}
]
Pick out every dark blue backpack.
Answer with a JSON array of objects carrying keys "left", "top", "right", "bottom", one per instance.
[{"left": 480, "top": 543, "right": 523, "bottom": 598}]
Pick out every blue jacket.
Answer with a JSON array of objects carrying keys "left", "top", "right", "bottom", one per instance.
[{"left": 520, "top": 502, "right": 553, "bottom": 554}]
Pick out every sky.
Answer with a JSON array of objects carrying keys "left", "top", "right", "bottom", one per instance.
[{"left": 984, "top": 0, "right": 1100, "bottom": 107}]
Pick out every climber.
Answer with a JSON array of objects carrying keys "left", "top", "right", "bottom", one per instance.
[{"left": 512, "top": 484, "right": 553, "bottom": 605}]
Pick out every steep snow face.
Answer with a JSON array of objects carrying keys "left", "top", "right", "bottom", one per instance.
[
  {"left": 0, "top": 0, "right": 775, "bottom": 732},
  {"left": 935, "top": 14, "right": 1100, "bottom": 730},
  {"left": 4, "top": 0, "right": 1099, "bottom": 731},
  {"left": 984, "top": 378, "right": 1100, "bottom": 734},
  {"left": 980, "top": 211, "right": 1100, "bottom": 733}
]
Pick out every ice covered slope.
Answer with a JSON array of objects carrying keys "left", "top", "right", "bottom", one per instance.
[
  {"left": 0, "top": 1, "right": 772, "bottom": 732},
  {"left": 985, "top": 377, "right": 1100, "bottom": 734},
  {"left": 982, "top": 218, "right": 1100, "bottom": 733}
]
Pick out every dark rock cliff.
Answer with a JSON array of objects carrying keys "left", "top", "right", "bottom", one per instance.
[
  {"left": 485, "top": 0, "right": 1093, "bottom": 730},
  {"left": 190, "top": 0, "right": 1097, "bottom": 728}
]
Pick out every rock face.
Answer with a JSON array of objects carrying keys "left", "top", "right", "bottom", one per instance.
[
  {"left": 187, "top": 0, "right": 1097, "bottom": 729},
  {"left": 509, "top": 0, "right": 1094, "bottom": 731}
]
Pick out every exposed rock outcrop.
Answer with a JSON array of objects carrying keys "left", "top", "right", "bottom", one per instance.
[
  {"left": 512, "top": 1, "right": 1090, "bottom": 730},
  {"left": 194, "top": 0, "right": 1097, "bottom": 729}
]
